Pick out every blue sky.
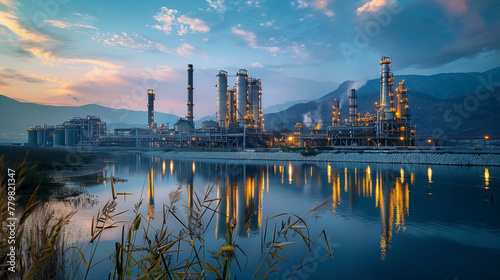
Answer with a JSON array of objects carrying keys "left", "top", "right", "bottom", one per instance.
[{"left": 0, "top": 0, "right": 499, "bottom": 118}]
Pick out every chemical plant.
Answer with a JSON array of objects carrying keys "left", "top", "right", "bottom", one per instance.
[{"left": 27, "top": 57, "right": 415, "bottom": 148}]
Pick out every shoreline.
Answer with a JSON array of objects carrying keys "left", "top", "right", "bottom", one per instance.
[{"left": 142, "top": 149, "right": 500, "bottom": 166}]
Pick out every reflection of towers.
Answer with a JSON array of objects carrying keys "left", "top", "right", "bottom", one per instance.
[
  {"left": 376, "top": 169, "right": 410, "bottom": 260},
  {"left": 148, "top": 167, "right": 155, "bottom": 219},
  {"left": 215, "top": 164, "right": 265, "bottom": 238}
]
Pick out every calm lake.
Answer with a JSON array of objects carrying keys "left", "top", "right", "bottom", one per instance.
[{"left": 53, "top": 153, "right": 500, "bottom": 279}]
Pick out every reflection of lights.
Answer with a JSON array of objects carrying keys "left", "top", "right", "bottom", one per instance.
[
  {"left": 344, "top": 167, "right": 348, "bottom": 192},
  {"left": 288, "top": 163, "right": 293, "bottom": 184},
  {"left": 327, "top": 163, "right": 332, "bottom": 184},
  {"left": 279, "top": 166, "right": 284, "bottom": 184},
  {"left": 192, "top": 162, "right": 196, "bottom": 174},
  {"left": 427, "top": 167, "right": 433, "bottom": 183},
  {"left": 410, "top": 172, "right": 415, "bottom": 185},
  {"left": 485, "top": 168, "right": 490, "bottom": 187},
  {"left": 400, "top": 168, "right": 404, "bottom": 184},
  {"left": 170, "top": 160, "right": 174, "bottom": 175},
  {"left": 310, "top": 166, "right": 313, "bottom": 177},
  {"left": 162, "top": 160, "right": 166, "bottom": 175}
]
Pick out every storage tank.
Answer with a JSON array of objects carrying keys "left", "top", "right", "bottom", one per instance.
[
  {"left": 200, "top": 120, "right": 219, "bottom": 130},
  {"left": 53, "top": 129, "right": 65, "bottom": 146},
  {"left": 236, "top": 69, "right": 248, "bottom": 126},
  {"left": 65, "top": 127, "right": 78, "bottom": 146},
  {"left": 36, "top": 129, "right": 45, "bottom": 147},
  {"left": 248, "top": 78, "right": 260, "bottom": 127},
  {"left": 27, "top": 129, "right": 37, "bottom": 146},
  {"left": 216, "top": 70, "right": 228, "bottom": 127}
]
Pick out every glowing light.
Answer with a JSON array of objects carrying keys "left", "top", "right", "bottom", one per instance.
[
  {"left": 327, "top": 163, "right": 332, "bottom": 184},
  {"left": 170, "top": 160, "right": 174, "bottom": 175},
  {"left": 485, "top": 168, "right": 490, "bottom": 187},
  {"left": 427, "top": 139, "right": 432, "bottom": 143},
  {"left": 192, "top": 162, "right": 196, "bottom": 173},
  {"left": 400, "top": 168, "right": 404, "bottom": 184},
  {"left": 288, "top": 136, "right": 293, "bottom": 141},
  {"left": 485, "top": 136, "right": 489, "bottom": 140},
  {"left": 162, "top": 160, "right": 166, "bottom": 175},
  {"left": 427, "top": 167, "right": 433, "bottom": 183},
  {"left": 400, "top": 136, "right": 404, "bottom": 141},
  {"left": 288, "top": 163, "right": 293, "bottom": 184}
]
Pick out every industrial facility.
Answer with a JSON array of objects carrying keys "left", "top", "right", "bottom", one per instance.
[{"left": 27, "top": 58, "right": 416, "bottom": 148}]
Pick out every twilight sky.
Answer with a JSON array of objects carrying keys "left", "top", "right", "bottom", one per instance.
[{"left": 0, "top": 0, "right": 499, "bottom": 118}]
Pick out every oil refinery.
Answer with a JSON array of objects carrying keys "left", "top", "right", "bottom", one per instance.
[{"left": 27, "top": 57, "right": 416, "bottom": 148}]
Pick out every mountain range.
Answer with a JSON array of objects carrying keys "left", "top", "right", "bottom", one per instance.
[
  {"left": 1, "top": 66, "right": 499, "bottom": 142},
  {"left": 265, "top": 66, "right": 500, "bottom": 138}
]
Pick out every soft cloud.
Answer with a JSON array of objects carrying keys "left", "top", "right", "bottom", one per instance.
[
  {"left": 206, "top": 0, "right": 226, "bottom": 13},
  {"left": 436, "top": 0, "right": 468, "bottom": 16},
  {"left": 0, "top": 67, "right": 46, "bottom": 87},
  {"left": 0, "top": 10, "right": 53, "bottom": 42},
  {"left": 152, "top": 7, "right": 210, "bottom": 36},
  {"left": 357, "top": 0, "right": 395, "bottom": 14},
  {"left": 44, "top": 19, "right": 97, "bottom": 30},
  {"left": 231, "top": 26, "right": 281, "bottom": 53},
  {"left": 176, "top": 43, "right": 196, "bottom": 57},
  {"left": 251, "top": 62, "right": 264, "bottom": 68}
]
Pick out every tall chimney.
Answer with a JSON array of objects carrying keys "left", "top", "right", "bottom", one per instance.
[
  {"left": 216, "top": 70, "right": 228, "bottom": 127},
  {"left": 186, "top": 64, "right": 194, "bottom": 125},
  {"left": 147, "top": 89, "right": 156, "bottom": 129},
  {"left": 332, "top": 99, "right": 340, "bottom": 126}
]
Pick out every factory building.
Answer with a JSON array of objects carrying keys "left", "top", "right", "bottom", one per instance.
[
  {"left": 27, "top": 116, "right": 107, "bottom": 147},
  {"left": 216, "top": 69, "right": 264, "bottom": 129},
  {"left": 27, "top": 58, "right": 415, "bottom": 149}
]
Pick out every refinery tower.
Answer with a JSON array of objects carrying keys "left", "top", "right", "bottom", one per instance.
[{"left": 216, "top": 69, "right": 264, "bottom": 129}]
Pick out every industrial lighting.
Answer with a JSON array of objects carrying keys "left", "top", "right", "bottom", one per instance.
[
  {"left": 400, "top": 137, "right": 404, "bottom": 140},
  {"left": 288, "top": 136, "right": 293, "bottom": 141},
  {"left": 427, "top": 139, "right": 432, "bottom": 143},
  {"left": 485, "top": 136, "right": 489, "bottom": 140}
]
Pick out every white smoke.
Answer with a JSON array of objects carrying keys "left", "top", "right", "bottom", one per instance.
[
  {"left": 302, "top": 106, "right": 323, "bottom": 128},
  {"left": 339, "top": 78, "right": 367, "bottom": 108}
]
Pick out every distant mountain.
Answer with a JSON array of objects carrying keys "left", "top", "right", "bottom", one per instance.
[
  {"left": 0, "top": 96, "right": 180, "bottom": 142},
  {"left": 265, "top": 67, "right": 500, "bottom": 138},
  {"left": 263, "top": 99, "right": 313, "bottom": 114}
]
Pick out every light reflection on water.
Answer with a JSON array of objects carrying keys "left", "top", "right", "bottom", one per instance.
[{"left": 57, "top": 154, "right": 500, "bottom": 279}]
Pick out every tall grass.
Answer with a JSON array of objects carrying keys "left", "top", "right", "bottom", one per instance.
[
  {"left": 0, "top": 152, "right": 74, "bottom": 280},
  {"left": 1, "top": 151, "right": 334, "bottom": 279}
]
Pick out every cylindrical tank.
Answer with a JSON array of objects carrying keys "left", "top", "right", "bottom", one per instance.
[
  {"left": 27, "top": 129, "right": 37, "bottom": 146},
  {"left": 53, "top": 129, "right": 65, "bottom": 146},
  {"left": 248, "top": 78, "right": 260, "bottom": 127},
  {"left": 228, "top": 88, "right": 236, "bottom": 125},
  {"left": 349, "top": 89, "right": 357, "bottom": 123},
  {"left": 65, "top": 127, "right": 77, "bottom": 146},
  {"left": 236, "top": 69, "right": 248, "bottom": 126},
  {"left": 36, "top": 129, "right": 45, "bottom": 147},
  {"left": 216, "top": 70, "right": 228, "bottom": 127}
]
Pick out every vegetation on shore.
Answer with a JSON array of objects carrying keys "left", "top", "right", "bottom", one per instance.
[{"left": 1, "top": 151, "right": 334, "bottom": 279}]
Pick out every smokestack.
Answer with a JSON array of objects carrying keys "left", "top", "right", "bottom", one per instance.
[
  {"left": 216, "top": 70, "right": 228, "bottom": 127},
  {"left": 248, "top": 78, "right": 260, "bottom": 127},
  {"left": 236, "top": 69, "right": 248, "bottom": 127},
  {"left": 186, "top": 64, "right": 194, "bottom": 125},
  {"left": 147, "top": 89, "right": 156, "bottom": 129},
  {"left": 349, "top": 89, "right": 357, "bottom": 124},
  {"left": 332, "top": 99, "right": 340, "bottom": 126},
  {"left": 380, "top": 56, "right": 394, "bottom": 120}
]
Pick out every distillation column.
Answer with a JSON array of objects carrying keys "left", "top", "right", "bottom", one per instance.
[
  {"left": 147, "top": 89, "right": 156, "bottom": 129},
  {"left": 380, "top": 57, "right": 394, "bottom": 120},
  {"left": 248, "top": 78, "right": 260, "bottom": 127},
  {"left": 186, "top": 64, "right": 194, "bottom": 125},
  {"left": 236, "top": 69, "right": 248, "bottom": 126},
  {"left": 216, "top": 70, "right": 228, "bottom": 127},
  {"left": 332, "top": 99, "right": 340, "bottom": 126},
  {"left": 349, "top": 89, "right": 357, "bottom": 124}
]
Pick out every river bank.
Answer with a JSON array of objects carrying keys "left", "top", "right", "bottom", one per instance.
[{"left": 143, "top": 148, "right": 500, "bottom": 166}]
